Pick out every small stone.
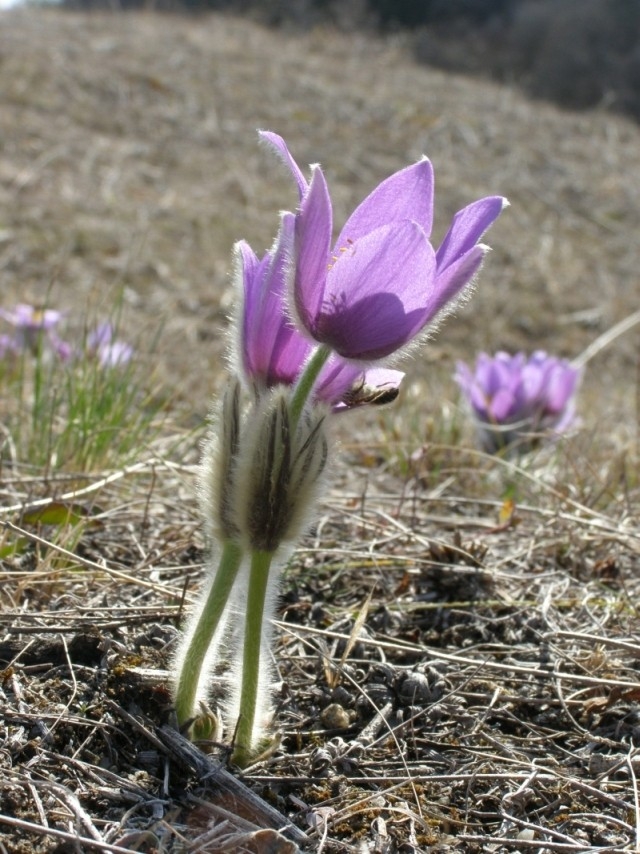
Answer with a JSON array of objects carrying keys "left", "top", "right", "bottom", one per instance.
[
  {"left": 397, "top": 671, "right": 433, "bottom": 705},
  {"left": 320, "top": 703, "right": 351, "bottom": 730}
]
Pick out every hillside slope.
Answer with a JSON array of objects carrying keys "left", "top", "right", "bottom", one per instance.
[{"left": 0, "top": 8, "right": 638, "bottom": 423}]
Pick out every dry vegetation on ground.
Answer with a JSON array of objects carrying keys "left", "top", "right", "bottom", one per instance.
[{"left": 1, "top": 8, "right": 640, "bottom": 852}]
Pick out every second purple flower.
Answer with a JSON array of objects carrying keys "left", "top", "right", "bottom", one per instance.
[{"left": 455, "top": 350, "right": 581, "bottom": 453}]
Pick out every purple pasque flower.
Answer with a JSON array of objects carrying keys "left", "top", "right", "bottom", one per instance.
[
  {"left": 455, "top": 351, "right": 581, "bottom": 453},
  {"left": 87, "top": 322, "right": 134, "bottom": 367},
  {"left": 0, "top": 303, "right": 62, "bottom": 332},
  {"left": 235, "top": 212, "right": 404, "bottom": 411},
  {"left": 260, "top": 131, "right": 507, "bottom": 362},
  {"left": 0, "top": 303, "right": 63, "bottom": 352}
]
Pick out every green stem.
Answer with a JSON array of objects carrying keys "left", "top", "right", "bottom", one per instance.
[
  {"left": 174, "top": 539, "right": 243, "bottom": 730},
  {"left": 232, "top": 548, "right": 273, "bottom": 767},
  {"left": 289, "top": 345, "right": 331, "bottom": 428}
]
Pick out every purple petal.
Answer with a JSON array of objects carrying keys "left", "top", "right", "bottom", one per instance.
[
  {"left": 429, "top": 244, "right": 487, "bottom": 317},
  {"left": 238, "top": 215, "right": 312, "bottom": 388},
  {"left": 454, "top": 362, "right": 488, "bottom": 419},
  {"left": 259, "top": 130, "right": 309, "bottom": 201},
  {"left": 436, "top": 196, "right": 507, "bottom": 272},
  {"left": 267, "top": 327, "right": 313, "bottom": 388},
  {"left": 336, "top": 159, "right": 435, "bottom": 248},
  {"left": 552, "top": 398, "right": 578, "bottom": 433},
  {"left": 318, "top": 362, "right": 405, "bottom": 411},
  {"left": 315, "top": 221, "right": 436, "bottom": 360},
  {"left": 51, "top": 336, "right": 74, "bottom": 362},
  {"left": 0, "top": 303, "right": 63, "bottom": 331},
  {"left": 361, "top": 367, "right": 404, "bottom": 391},
  {"left": 293, "top": 166, "right": 333, "bottom": 332},
  {"left": 315, "top": 358, "right": 364, "bottom": 403},
  {"left": 474, "top": 352, "right": 503, "bottom": 397},
  {"left": 489, "top": 387, "right": 518, "bottom": 422},
  {"left": 88, "top": 322, "right": 113, "bottom": 350},
  {"left": 544, "top": 363, "right": 580, "bottom": 414},
  {"left": 237, "top": 240, "right": 270, "bottom": 377},
  {"left": 0, "top": 332, "right": 20, "bottom": 357},
  {"left": 521, "top": 362, "right": 547, "bottom": 403},
  {"left": 98, "top": 340, "right": 133, "bottom": 367}
]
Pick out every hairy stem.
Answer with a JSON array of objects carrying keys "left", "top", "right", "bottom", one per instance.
[
  {"left": 232, "top": 548, "right": 273, "bottom": 767},
  {"left": 289, "top": 345, "right": 331, "bottom": 428},
  {"left": 174, "top": 539, "right": 243, "bottom": 730}
]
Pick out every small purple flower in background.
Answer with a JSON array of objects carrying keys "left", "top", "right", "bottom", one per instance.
[
  {"left": 455, "top": 350, "right": 581, "bottom": 454},
  {"left": 0, "top": 308, "right": 133, "bottom": 367},
  {"left": 0, "top": 333, "right": 20, "bottom": 360},
  {"left": 87, "top": 323, "right": 133, "bottom": 368},
  {"left": 0, "top": 303, "right": 64, "bottom": 353},
  {"left": 260, "top": 131, "right": 507, "bottom": 362},
  {"left": 97, "top": 339, "right": 134, "bottom": 368},
  {"left": 50, "top": 336, "right": 75, "bottom": 363},
  {"left": 235, "top": 212, "right": 404, "bottom": 411}
]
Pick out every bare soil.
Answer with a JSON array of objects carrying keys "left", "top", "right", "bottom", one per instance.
[
  {"left": 2, "top": 457, "right": 640, "bottom": 852},
  {"left": 1, "top": 9, "right": 640, "bottom": 853}
]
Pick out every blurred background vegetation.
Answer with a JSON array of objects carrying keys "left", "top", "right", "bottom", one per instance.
[{"left": 58, "top": 0, "right": 640, "bottom": 124}]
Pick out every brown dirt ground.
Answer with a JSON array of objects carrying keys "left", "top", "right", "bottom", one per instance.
[{"left": 1, "top": 8, "right": 640, "bottom": 853}]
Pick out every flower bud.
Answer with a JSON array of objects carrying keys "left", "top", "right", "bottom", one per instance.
[
  {"left": 234, "top": 388, "right": 328, "bottom": 552},
  {"left": 198, "top": 377, "right": 243, "bottom": 541}
]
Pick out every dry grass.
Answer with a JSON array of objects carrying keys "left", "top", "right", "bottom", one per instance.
[
  {"left": 2, "top": 449, "right": 640, "bottom": 851},
  {"left": 1, "top": 8, "right": 639, "bottom": 417},
  {"left": 1, "top": 7, "right": 640, "bottom": 853}
]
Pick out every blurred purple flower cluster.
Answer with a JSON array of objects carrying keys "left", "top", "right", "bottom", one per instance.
[
  {"left": 86, "top": 323, "right": 134, "bottom": 368},
  {"left": 0, "top": 303, "right": 132, "bottom": 368},
  {"left": 455, "top": 350, "right": 581, "bottom": 453},
  {"left": 0, "top": 304, "right": 64, "bottom": 357}
]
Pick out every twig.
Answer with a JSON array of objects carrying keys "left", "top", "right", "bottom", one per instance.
[
  {"left": 628, "top": 750, "right": 640, "bottom": 852},
  {"left": 276, "top": 621, "right": 640, "bottom": 692},
  {"left": 0, "top": 815, "right": 134, "bottom": 854},
  {"left": 33, "top": 780, "right": 104, "bottom": 843},
  {"left": 156, "top": 725, "right": 309, "bottom": 847},
  {"left": 2, "top": 520, "right": 183, "bottom": 601},
  {"left": 458, "top": 835, "right": 610, "bottom": 851},
  {"left": 573, "top": 309, "right": 640, "bottom": 369},
  {"left": 0, "top": 458, "right": 196, "bottom": 517},
  {"left": 546, "top": 629, "right": 640, "bottom": 655}
]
